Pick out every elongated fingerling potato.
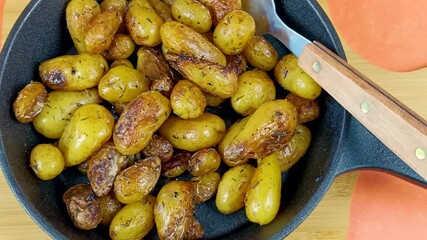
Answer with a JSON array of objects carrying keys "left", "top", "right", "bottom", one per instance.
[
  {"left": 13, "top": 81, "right": 47, "bottom": 123},
  {"left": 39, "top": 53, "right": 108, "bottom": 91},
  {"left": 85, "top": 10, "right": 123, "bottom": 53},
  {"left": 171, "top": 0, "right": 212, "bottom": 33},
  {"left": 148, "top": 0, "right": 174, "bottom": 22},
  {"left": 113, "top": 91, "right": 171, "bottom": 155}
]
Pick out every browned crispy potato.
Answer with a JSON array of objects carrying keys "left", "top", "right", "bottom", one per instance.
[
  {"left": 100, "top": 0, "right": 127, "bottom": 12},
  {"left": 161, "top": 0, "right": 174, "bottom": 6},
  {"left": 162, "top": 151, "right": 191, "bottom": 178},
  {"left": 188, "top": 148, "right": 221, "bottom": 177},
  {"left": 242, "top": 35, "right": 278, "bottom": 71},
  {"left": 114, "top": 156, "right": 161, "bottom": 204},
  {"left": 78, "top": 161, "right": 89, "bottom": 174},
  {"left": 191, "top": 171, "right": 220, "bottom": 203},
  {"left": 171, "top": 80, "right": 207, "bottom": 119},
  {"left": 199, "top": 0, "right": 242, "bottom": 26},
  {"left": 13, "top": 81, "right": 47, "bottom": 123},
  {"left": 155, "top": 181, "right": 195, "bottom": 240},
  {"left": 103, "top": 34, "right": 136, "bottom": 60},
  {"left": 99, "top": 192, "right": 122, "bottom": 226},
  {"left": 142, "top": 135, "right": 174, "bottom": 162},
  {"left": 113, "top": 91, "right": 171, "bottom": 155},
  {"left": 63, "top": 184, "right": 102, "bottom": 230},
  {"left": 160, "top": 21, "right": 226, "bottom": 66},
  {"left": 148, "top": 0, "right": 174, "bottom": 22},
  {"left": 185, "top": 217, "right": 205, "bottom": 239},
  {"left": 85, "top": 10, "right": 123, "bottom": 53},
  {"left": 226, "top": 53, "right": 247, "bottom": 76},
  {"left": 171, "top": 0, "right": 212, "bottom": 33},
  {"left": 285, "top": 92, "right": 320, "bottom": 123},
  {"left": 87, "top": 141, "right": 127, "bottom": 197}
]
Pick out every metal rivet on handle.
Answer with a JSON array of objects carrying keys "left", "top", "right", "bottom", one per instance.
[
  {"left": 360, "top": 101, "right": 370, "bottom": 114},
  {"left": 415, "top": 147, "right": 427, "bottom": 160},
  {"left": 312, "top": 61, "right": 321, "bottom": 73}
]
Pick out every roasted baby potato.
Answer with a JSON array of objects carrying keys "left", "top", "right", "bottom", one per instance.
[
  {"left": 142, "top": 135, "right": 174, "bottom": 162},
  {"left": 167, "top": 55, "right": 238, "bottom": 98},
  {"left": 205, "top": 93, "right": 226, "bottom": 107},
  {"left": 162, "top": 151, "right": 191, "bottom": 178},
  {"left": 114, "top": 156, "right": 161, "bottom": 204},
  {"left": 58, "top": 104, "right": 115, "bottom": 166},
  {"left": 198, "top": 0, "right": 242, "bottom": 25},
  {"left": 226, "top": 53, "right": 247, "bottom": 76},
  {"left": 66, "top": 0, "right": 101, "bottom": 53},
  {"left": 213, "top": 10, "right": 255, "bottom": 55},
  {"left": 148, "top": 0, "right": 174, "bottom": 22},
  {"left": 159, "top": 113, "right": 226, "bottom": 152},
  {"left": 98, "top": 65, "right": 149, "bottom": 103},
  {"left": 185, "top": 217, "right": 205, "bottom": 240},
  {"left": 13, "top": 81, "right": 47, "bottom": 123},
  {"left": 285, "top": 92, "right": 320, "bottom": 123},
  {"left": 126, "top": 0, "right": 164, "bottom": 46},
  {"left": 103, "top": 34, "right": 136, "bottom": 60},
  {"left": 110, "top": 195, "right": 156, "bottom": 240},
  {"left": 85, "top": 10, "right": 123, "bottom": 53},
  {"left": 111, "top": 59, "right": 134, "bottom": 68},
  {"left": 188, "top": 148, "right": 221, "bottom": 177},
  {"left": 191, "top": 171, "right": 221, "bottom": 203},
  {"left": 63, "top": 184, "right": 102, "bottom": 230},
  {"left": 231, "top": 69, "right": 276, "bottom": 116},
  {"left": 245, "top": 153, "right": 281, "bottom": 225},
  {"left": 161, "top": 0, "right": 174, "bottom": 6},
  {"left": 171, "top": 0, "right": 212, "bottom": 33},
  {"left": 100, "top": 0, "right": 127, "bottom": 12},
  {"left": 217, "top": 116, "right": 249, "bottom": 159},
  {"left": 113, "top": 91, "right": 171, "bottom": 155},
  {"left": 160, "top": 21, "right": 226, "bottom": 66},
  {"left": 215, "top": 164, "right": 255, "bottom": 214},
  {"left": 274, "top": 53, "right": 322, "bottom": 99},
  {"left": 39, "top": 53, "right": 108, "bottom": 91},
  {"left": 87, "top": 141, "right": 127, "bottom": 197},
  {"left": 219, "top": 99, "right": 298, "bottom": 166},
  {"left": 29, "top": 143, "right": 65, "bottom": 180},
  {"left": 33, "top": 88, "right": 103, "bottom": 139},
  {"left": 155, "top": 181, "right": 195, "bottom": 240},
  {"left": 171, "top": 79, "right": 207, "bottom": 119},
  {"left": 99, "top": 192, "right": 122, "bottom": 226},
  {"left": 242, "top": 35, "right": 278, "bottom": 71}
]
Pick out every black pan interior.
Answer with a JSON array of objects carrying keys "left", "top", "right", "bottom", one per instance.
[{"left": 0, "top": 0, "right": 346, "bottom": 239}]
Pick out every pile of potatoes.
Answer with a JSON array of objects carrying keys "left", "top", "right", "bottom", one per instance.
[{"left": 12, "top": 0, "right": 322, "bottom": 239}]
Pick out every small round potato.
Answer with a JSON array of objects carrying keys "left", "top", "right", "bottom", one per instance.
[
  {"left": 30, "top": 144, "right": 65, "bottom": 180},
  {"left": 171, "top": 0, "right": 212, "bottom": 33},
  {"left": 99, "top": 192, "right": 122, "bottom": 226},
  {"left": 188, "top": 148, "right": 221, "bottom": 177},
  {"left": 103, "top": 34, "right": 136, "bottom": 60},
  {"left": 213, "top": 10, "right": 255, "bottom": 55},
  {"left": 111, "top": 59, "right": 134, "bottom": 69},
  {"left": 162, "top": 152, "right": 191, "bottom": 178},
  {"left": 109, "top": 195, "right": 156, "bottom": 240},
  {"left": 171, "top": 80, "right": 207, "bottom": 119},
  {"left": 242, "top": 35, "right": 278, "bottom": 71},
  {"left": 13, "top": 81, "right": 47, "bottom": 123},
  {"left": 142, "top": 135, "right": 174, "bottom": 162},
  {"left": 231, "top": 69, "right": 276, "bottom": 116},
  {"left": 100, "top": 0, "right": 127, "bottom": 12},
  {"left": 285, "top": 92, "right": 320, "bottom": 123},
  {"left": 191, "top": 171, "right": 220, "bottom": 203},
  {"left": 274, "top": 53, "right": 322, "bottom": 99}
]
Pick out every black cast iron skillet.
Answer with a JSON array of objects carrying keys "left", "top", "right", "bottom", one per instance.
[{"left": 0, "top": 0, "right": 425, "bottom": 239}]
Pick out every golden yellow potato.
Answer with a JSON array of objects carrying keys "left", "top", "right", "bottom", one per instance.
[
  {"left": 219, "top": 99, "right": 298, "bottom": 166},
  {"left": 245, "top": 153, "right": 281, "bottom": 225},
  {"left": 217, "top": 116, "right": 249, "bottom": 159},
  {"left": 159, "top": 113, "right": 226, "bottom": 152},
  {"left": 171, "top": 0, "right": 212, "bottom": 33},
  {"left": 166, "top": 56, "right": 238, "bottom": 98},
  {"left": 191, "top": 171, "right": 220, "bottom": 203},
  {"left": 242, "top": 35, "right": 278, "bottom": 71},
  {"left": 205, "top": 93, "right": 226, "bottom": 107},
  {"left": 215, "top": 164, "right": 255, "bottom": 214},
  {"left": 98, "top": 65, "right": 149, "bottom": 103},
  {"left": 110, "top": 59, "right": 134, "bottom": 68},
  {"left": 126, "top": 0, "right": 164, "bottom": 46},
  {"left": 109, "top": 195, "right": 156, "bottom": 240},
  {"left": 171, "top": 79, "right": 207, "bottom": 119},
  {"left": 99, "top": 192, "right": 122, "bottom": 226},
  {"left": 148, "top": 0, "right": 174, "bottom": 22},
  {"left": 154, "top": 181, "right": 195, "bottom": 240},
  {"left": 103, "top": 34, "right": 136, "bottom": 60},
  {"left": 114, "top": 157, "right": 161, "bottom": 204},
  {"left": 32, "top": 88, "right": 103, "bottom": 139},
  {"left": 58, "top": 104, "right": 114, "bottom": 166},
  {"left": 213, "top": 10, "right": 255, "bottom": 55},
  {"left": 285, "top": 92, "right": 320, "bottom": 123},
  {"left": 231, "top": 69, "right": 276, "bottom": 116},
  {"left": 85, "top": 10, "right": 123, "bottom": 54},
  {"left": 185, "top": 217, "right": 205, "bottom": 239},
  {"left": 198, "top": 0, "right": 242, "bottom": 25},
  {"left": 274, "top": 53, "right": 322, "bottom": 99},
  {"left": 29, "top": 144, "right": 65, "bottom": 180},
  {"left": 100, "top": 0, "right": 127, "bottom": 12},
  {"left": 160, "top": 21, "right": 226, "bottom": 66},
  {"left": 39, "top": 53, "right": 108, "bottom": 91},
  {"left": 13, "top": 81, "right": 47, "bottom": 123},
  {"left": 161, "top": 0, "right": 174, "bottom": 6},
  {"left": 66, "top": 0, "right": 101, "bottom": 53},
  {"left": 188, "top": 148, "right": 221, "bottom": 177},
  {"left": 113, "top": 91, "right": 171, "bottom": 155},
  {"left": 162, "top": 152, "right": 191, "bottom": 178}
]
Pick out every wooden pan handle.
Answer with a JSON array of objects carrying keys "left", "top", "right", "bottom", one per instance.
[{"left": 298, "top": 41, "right": 427, "bottom": 180}]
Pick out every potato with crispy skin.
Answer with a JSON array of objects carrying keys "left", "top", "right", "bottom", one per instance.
[
  {"left": 171, "top": 0, "right": 212, "bottom": 33},
  {"left": 243, "top": 35, "right": 278, "bottom": 71},
  {"left": 99, "top": 192, "right": 122, "bottom": 226},
  {"left": 198, "top": 0, "right": 242, "bottom": 26},
  {"left": 185, "top": 217, "right": 205, "bottom": 239},
  {"left": 142, "top": 135, "right": 174, "bottom": 162},
  {"left": 285, "top": 92, "right": 320, "bottom": 123},
  {"left": 226, "top": 53, "right": 247, "bottom": 76},
  {"left": 85, "top": 10, "right": 123, "bottom": 54},
  {"left": 188, "top": 148, "right": 221, "bottom": 177},
  {"left": 113, "top": 156, "right": 161, "bottom": 204},
  {"left": 171, "top": 80, "right": 207, "bottom": 119},
  {"left": 191, "top": 171, "right": 220, "bottom": 203},
  {"left": 162, "top": 151, "right": 191, "bottom": 178},
  {"left": 148, "top": 0, "right": 174, "bottom": 22},
  {"left": 103, "top": 34, "right": 136, "bottom": 60},
  {"left": 100, "top": 0, "right": 127, "bottom": 12},
  {"left": 13, "top": 81, "right": 47, "bottom": 123},
  {"left": 113, "top": 91, "right": 171, "bottom": 155}
]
